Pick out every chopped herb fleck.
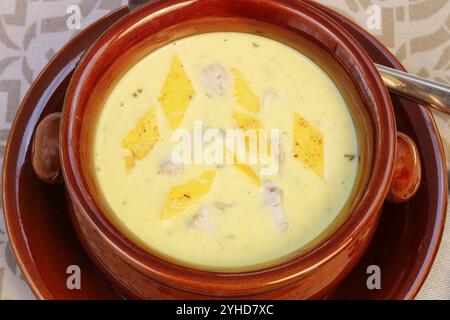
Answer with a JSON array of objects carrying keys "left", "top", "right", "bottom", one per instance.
[
  {"left": 344, "top": 154, "right": 356, "bottom": 161},
  {"left": 252, "top": 42, "right": 260, "bottom": 48}
]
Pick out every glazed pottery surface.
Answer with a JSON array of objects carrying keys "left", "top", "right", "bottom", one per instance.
[{"left": 61, "top": 0, "right": 396, "bottom": 299}]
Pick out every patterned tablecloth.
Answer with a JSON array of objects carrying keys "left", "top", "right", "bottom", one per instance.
[{"left": 0, "top": 0, "right": 448, "bottom": 300}]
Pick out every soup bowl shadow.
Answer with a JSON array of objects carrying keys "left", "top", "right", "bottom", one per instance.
[{"left": 31, "top": 0, "right": 420, "bottom": 299}]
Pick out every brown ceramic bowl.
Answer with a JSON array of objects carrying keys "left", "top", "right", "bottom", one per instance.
[{"left": 31, "top": 0, "right": 422, "bottom": 299}]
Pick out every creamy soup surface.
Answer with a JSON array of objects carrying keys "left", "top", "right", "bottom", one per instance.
[{"left": 93, "top": 32, "right": 359, "bottom": 270}]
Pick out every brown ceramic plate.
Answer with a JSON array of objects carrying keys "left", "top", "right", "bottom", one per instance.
[{"left": 2, "top": 3, "right": 447, "bottom": 300}]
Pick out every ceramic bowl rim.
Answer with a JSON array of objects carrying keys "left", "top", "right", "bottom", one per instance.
[{"left": 60, "top": 0, "right": 396, "bottom": 294}]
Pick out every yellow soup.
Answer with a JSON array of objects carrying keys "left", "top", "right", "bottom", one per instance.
[{"left": 93, "top": 32, "right": 359, "bottom": 270}]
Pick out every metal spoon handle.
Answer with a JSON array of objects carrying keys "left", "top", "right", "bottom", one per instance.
[
  {"left": 376, "top": 64, "right": 450, "bottom": 114},
  {"left": 128, "top": 0, "right": 151, "bottom": 11}
]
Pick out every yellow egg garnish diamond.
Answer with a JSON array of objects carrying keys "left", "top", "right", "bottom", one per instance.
[
  {"left": 161, "top": 170, "right": 216, "bottom": 220},
  {"left": 232, "top": 68, "right": 260, "bottom": 113},
  {"left": 293, "top": 112, "right": 324, "bottom": 178},
  {"left": 159, "top": 55, "right": 196, "bottom": 130},
  {"left": 122, "top": 107, "right": 159, "bottom": 171}
]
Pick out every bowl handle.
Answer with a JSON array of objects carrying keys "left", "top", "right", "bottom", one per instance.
[
  {"left": 32, "top": 112, "right": 63, "bottom": 184},
  {"left": 32, "top": 113, "right": 422, "bottom": 203},
  {"left": 386, "top": 132, "right": 422, "bottom": 203}
]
